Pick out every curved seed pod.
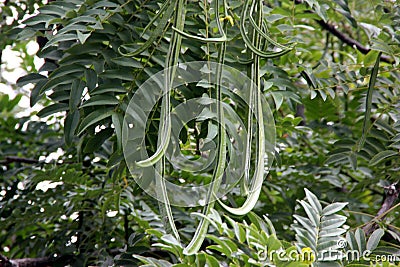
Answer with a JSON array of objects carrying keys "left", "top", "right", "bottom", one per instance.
[
  {"left": 183, "top": 41, "right": 227, "bottom": 255},
  {"left": 218, "top": 0, "right": 266, "bottom": 216},
  {"left": 156, "top": 156, "right": 180, "bottom": 241},
  {"left": 118, "top": 0, "right": 176, "bottom": 57},
  {"left": 236, "top": 57, "right": 254, "bottom": 65},
  {"left": 184, "top": 1, "right": 228, "bottom": 254},
  {"left": 240, "top": 0, "right": 293, "bottom": 58},
  {"left": 171, "top": 0, "right": 227, "bottom": 43},
  {"left": 141, "top": 0, "right": 170, "bottom": 37},
  {"left": 249, "top": 18, "right": 295, "bottom": 50},
  {"left": 172, "top": 26, "right": 227, "bottom": 42},
  {"left": 357, "top": 52, "right": 382, "bottom": 151},
  {"left": 247, "top": 0, "right": 294, "bottom": 51},
  {"left": 136, "top": 0, "right": 185, "bottom": 168},
  {"left": 135, "top": 115, "right": 170, "bottom": 167},
  {"left": 217, "top": 88, "right": 265, "bottom": 215},
  {"left": 142, "top": 0, "right": 187, "bottom": 242},
  {"left": 241, "top": 68, "right": 256, "bottom": 196}
]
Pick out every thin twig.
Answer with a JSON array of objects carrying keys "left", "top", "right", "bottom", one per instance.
[
  {"left": 316, "top": 20, "right": 394, "bottom": 64},
  {"left": 293, "top": 0, "right": 394, "bottom": 64},
  {"left": 362, "top": 183, "right": 400, "bottom": 236}
]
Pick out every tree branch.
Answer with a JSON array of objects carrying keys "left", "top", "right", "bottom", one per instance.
[
  {"left": 0, "top": 254, "right": 12, "bottom": 267},
  {"left": 316, "top": 20, "right": 394, "bottom": 64},
  {"left": 362, "top": 183, "right": 400, "bottom": 236},
  {"left": 0, "top": 253, "right": 53, "bottom": 267},
  {"left": 0, "top": 156, "right": 39, "bottom": 165},
  {"left": 293, "top": 0, "right": 394, "bottom": 64},
  {"left": 0, "top": 253, "right": 81, "bottom": 267}
]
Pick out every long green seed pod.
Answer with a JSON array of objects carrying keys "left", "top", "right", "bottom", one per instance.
[
  {"left": 218, "top": 0, "right": 266, "bottom": 216},
  {"left": 183, "top": 1, "right": 228, "bottom": 254},
  {"left": 183, "top": 41, "right": 227, "bottom": 255},
  {"left": 240, "top": 0, "right": 293, "bottom": 58},
  {"left": 118, "top": 0, "right": 176, "bottom": 57},
  {"left": 172, "top": 0, "right": 227, "bottom": 43},
  {"left": 154, "top": 0, "right": 187, "bottom": 242}
]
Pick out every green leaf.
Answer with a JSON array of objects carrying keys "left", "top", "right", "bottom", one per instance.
[
  {"left": 322, "top": 202, "right": 348, "bottom": 216},
  {"left": 358, "top": 52, "right": 382, "bottom": 151},
  {"left": 69, "top": 16, "right": 97, "bottom": 25},
  {"left": 355, "top": 228, "right": 367, "bottom": 253},
  {"left": 17, "top": 73, "right": 47, "bottom": 87},
  {"left": 206, "top": 235, "right": 237, "bottom": 257},
  {"left": 83, "top": 128, "right": 114, "bottom": 153},
  {"left": 364, "top": 50, "right": 380, "bottom": 66},
  {"left": 112, "top": 112, "right": 123, "bottom": 152},
  {"left": 30, "top": 80, "right": 47, "bottom": 106},
  {"left": 295, "top": 231, "right": 316, "bottom": 251},
  {"left": 70, "top": 79, "right": 85, "bottom": 110},
  {"left": 294, "top": 227, "right": 317, "bottom": 249},
  {"left": 24, "top": 14, "right": 56, "bottom": 26},
  {"left": 64, "top": 109, "right": 80, "bottom": 146},
  {"left": 332, "top": 139, "right": 356, "bottom": 149},
  {"left": 110, "top": 57, "right": 143, "bottom": 68},
  {"left": 100, "top": 69, "right": 134, "bottom": 80},
  {"left": 293, "top": 215, "right": 317, "bottom": 236},
  {"left": 325, "top": 153, "right": 349, "bottom": 165},
  {"left": 271, "top": 91, "right": 284, "bottom": 109},
  {"left": 16, "top": 28, "right": 37, "bottom": 41},
  {"left": 77, "top": 30, "right": 91, "bottom": 44},
  {"left": 301, "top": 70, "right": 318, "bottom": 89},
  {"left": 93, "top": 0, "right": 119, "bottom": 8},
  {"left": 85, "top": 68, "right": 97, "bottom": 92},
  {"left": 77, "top": 109, "right": 113, "bottom": 135},
  {"left": 349, "top": 152, "right": 358, "bottom": 170},
  {"left": 37, "top": 103, "right": 69, "bottom": 118},
  {"left": 320, "top": 217, "right": 347, "bottom": 230},
  {"left": 161, "top": 234, "right": 181, "bottom": 248},
  {"left": 81, "top": 95, "right": 119, "bottom": 108},
  {"left": 57, "top": 24, "right": 88, "bottom": 35},
  {"left": 346, "top": 231, "right": 359, "bottom": 251},
  {"left": 225, "top": 216, "right": 246, "bottom": 243},
  {"left": 132, "top": 255, "right": 173, "bottom": 267},
  {"left": 205, "top": 254, "right": 219, "bottom": 267},
  {"left": 0, "top": 95, "right": 10, "bottom": 111},
  {"left": 43, "top": 33, "right": 78, "bottom": 49},
  {"left": 298, "top": 200, "right": 319, "bottom": 227},
  {"left": 39, "top": 5, "right": 68, "bottom": 17},
  {"left": 6, "top": 94, "right": 23, "bottom": 112},
  {"left": 91, "top": 84, "right": 127, "bottom": 95},
  {"left": 366, "top": 228, "right": 384, "bottom": 251},
  {"left": 371, "top": 40, "right": 394, "bottom": 56},
  {"left": 317, "top": 239, "right": 338, "bottom": 251},
  {"left": 49, "top": 64, "right": 85, "bottom": 80},
  {"left": 319, "top": 228, "right": 346, "bottom": 237},
  {"left": 334, "top": 0, "right": 357, "bottom": 27},
  {"left": 304, "top": 188, "right": 323, "bottom": 215},
  {"left": 369, "top": 150, "right": 398, "bottom": 166}
]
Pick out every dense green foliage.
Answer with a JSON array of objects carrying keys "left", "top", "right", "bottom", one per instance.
[{"left": 1, "top": 0, "right": 400, "bottom": 266}]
